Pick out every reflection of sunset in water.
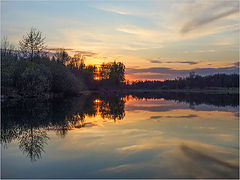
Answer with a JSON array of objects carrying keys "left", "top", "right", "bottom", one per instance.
[
  {"left": 1, "top": 95, "right": 239, "bottom": 178},
  {"left": 94, "top": 76, "right": 100, "bottom": 81},
  {"left": 94, "top": 99, "right": 102, "bottom": 103}
]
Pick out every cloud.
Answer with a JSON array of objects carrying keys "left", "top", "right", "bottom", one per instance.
[
  {"left": 46, "top": 48, "right": 97, "bottom": 57},
  {"left": 149, "top": 59, "right": 199, "bottom": 65},
  {"left": 233, "top": 61, "right": 239, "bottom": 67},
  {"left": 175, "top": 61, "right": 198, "bottom": 65},
  {"left": 127, "top": 64, "right": 239, "bottom": 80},
  {"left": 72, "top": 50, "right": 97, "bottom": 57},
  {"left": 180, "top": 144, "right": 238, "bottom": 170},
  {"left": 126, "top": 104, "right": 189, "bottom": 112},
  {"left": 179, "top": 1, "right": 239, "bottom": 34},
  {"left": 46, "top": 48, "right": 74, "bottom": 51},
  {"left": 150, "top": 114, "right": 198, "bottom": 119},
  {"left": 149, "top": 60, "right": 162, "bottom": 64},
  {"left": 193, "top": 49, "right": 216, "bottom": 53},
  {"left": 97, "top": 7, "right": 129, "bottom": 15}
]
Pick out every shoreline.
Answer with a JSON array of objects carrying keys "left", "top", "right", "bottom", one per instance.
[
  {"left": 1, "top": 88, "right": 239, "bottom": 101},
  {"left": 79, "top": 88, "right": 239, "bottom": 95}
]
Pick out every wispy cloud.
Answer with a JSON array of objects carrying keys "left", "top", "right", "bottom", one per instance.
[
  {"left": 178, "top": 1, "right": 239, "bottom": 34},
  {"left": 46, "top": 48, "right": 74, "bottom": 51},
  {"left": 72, "top": 50, "right": 97, "bottom": 57},
  {"left": 46, "top": 48, "right": 97, "bottom": 57},
  {"left": 97, "top": 7, "right": 129, "bottom": 15},
  {"left": 149, "top": 60, "right": 162, "bottom": 64},
  {"left": 149, "top": 59, "right": 199, "bottom": 65}
]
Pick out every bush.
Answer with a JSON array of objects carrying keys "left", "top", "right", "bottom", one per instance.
[
  {"left": 11, "top": 60, "right": 51, "bottom": 97},
  {"left": 49, "top": 62, "right": 85, "bottom": 95},
  {"left": 1, "top": 52, "right": 89, "bottom": 98}
]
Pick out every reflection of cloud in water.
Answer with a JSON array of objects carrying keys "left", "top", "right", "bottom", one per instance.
[
  {"left": 126, "top": 103, "right": 238, "bottom": 113},
  {"left": 126, "top": 104, "right": 189, "bottom": 112},
  {"left": 180, "top": 144, "right": 238, "bottom": 170},
  {"left": 150, "top": 114, "right": 198, "bottom": 119},
  {"left": 98, "top": 138, "right": 239, "bottom": 178},
  {"left": 163, "top": 143, "right": 239, "bottom": 178}
]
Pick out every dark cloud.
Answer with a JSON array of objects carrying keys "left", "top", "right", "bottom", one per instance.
[
  {"left": 73, "top": 50, "right": 97, "bottom": 57},
  {"left": 149, "top": 60, "right": 198, "bottom": 65},
  {"left": 46, "top": 48, "right": 97, "bottom": 57},
  {"left": 150, "top": 116, "right": 162, "bottom": 119},
  {"left": 46, "top": 48, "right": 74, "bottom": 51},
  {"left": 233, "top": 61, "right": 239, "bottom": 67},
  {"left": 149, "top": 60, "right": 162, "bottom": 63},
  {"left": 180, "top": 2, "right": 238, "bottom": 34},
  {"left": 172, "top": 61, "right": 198, "bottom": 65}
]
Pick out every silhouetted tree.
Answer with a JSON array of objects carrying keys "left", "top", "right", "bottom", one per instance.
[
  {"left": 54, "top": 48, "right": 70, "bottom": 64},
  {"left": 19, "top": 28, "right": 46, "bottom": 61},
  {"left": 1, "top": 36, "right": 15, "bottom": 59},
  {"left": 109, "top": 61, "right": 125, "bottom": 84},
  {"left": 99, "top": 61, "right": 125, "bottom": 86}
]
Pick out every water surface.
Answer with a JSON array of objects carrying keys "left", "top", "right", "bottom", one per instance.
[{"left": 1, "top": 93, "right": 239, "bottom": 178}]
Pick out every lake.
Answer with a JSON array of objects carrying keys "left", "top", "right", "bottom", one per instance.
[{"left": 1, "top": 92, "right": 239, "bottom": 178}]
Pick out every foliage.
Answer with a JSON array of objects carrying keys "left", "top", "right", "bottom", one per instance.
[
  {"left": 126, "top": 72, "right": 239, "bottom": 90},
  {"left": 54, "top": 48, "right": 71, "bottom": 64},
  {"left": 99, "top": 61, "right": 126, "bottom": 87},
  {"left": 14, "top": 60, "right": 51, "bottom": 97},
  {"left": 19, "top": 28, "right": 46, "bottom": 61}
]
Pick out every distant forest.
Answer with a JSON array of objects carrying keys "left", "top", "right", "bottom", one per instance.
[
  {"left": 1, "top": 28, "right": 239, "bottom": 99},
  {"left": 125, "top": 72, "right": 239, "bottom": 90}
]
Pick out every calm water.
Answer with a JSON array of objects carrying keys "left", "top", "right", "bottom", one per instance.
[{"left": 1, "top": 93, "right": 239, "bottom": 178}]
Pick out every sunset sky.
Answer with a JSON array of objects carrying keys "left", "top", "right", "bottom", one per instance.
[{"left": 1, "top": 0, "right": 239, "bottom": 80}]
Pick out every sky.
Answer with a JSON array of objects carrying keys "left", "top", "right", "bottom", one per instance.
[{"left": 1, "top": 0, "right": 239, "bottom": 80}]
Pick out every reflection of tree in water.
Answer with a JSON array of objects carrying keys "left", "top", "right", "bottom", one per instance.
[
  {"left": 99, "top": 97, "right": 125, "bottom": 121},
  {"left": 18, "top": 128, "right": 49, "bottom": 162},
  {"left": 128, "top": 92, "right": 239, "bottom": 107},
  {"left": 1, "top": 95, "right": 126, "bottom": 161},
  {"left": 1, "top": 101, "right": 51, "bottom": 162}
]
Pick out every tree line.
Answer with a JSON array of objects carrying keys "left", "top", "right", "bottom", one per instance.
[
  {"left": 1, "top": 28, "right": 126, "bottom": 98},
  {"left": 126, "top": 72, "right": 239, "bottom": 90}
]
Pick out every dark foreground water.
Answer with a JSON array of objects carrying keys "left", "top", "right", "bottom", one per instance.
[{"left": 1, "top": 93, "right": 239, "bottom": 178}]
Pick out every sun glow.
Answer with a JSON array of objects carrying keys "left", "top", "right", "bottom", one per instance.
[
  {"left": 94, "top": 64, "right": 101, "bottom": 81},
  {"left": 94, "top": 99, "right": 102, "bottom": 104},
  {"left": 94, "top": 76, "right": 100, "bottom": 80}
]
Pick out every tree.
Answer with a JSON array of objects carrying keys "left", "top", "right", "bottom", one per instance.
[
  {"left": 54, "top": 48, "right": 70, "bottom": 64},
  {"left": 51, "top": 56, "right": 56, "bottom": 62},
  {"left": 1, "top": 36, "right": 15, "bottom": 57},
  {"left": 71, "top": 53, "right": 85, "bottom": 69},
  {"left": 99, "top": 62, "right": 125, "bottom": 83},
  {"left": 19, "top": 28, "right": 46, "bottom": 61},
  {"left": 109, "top": 61, "right": 125, "bottom": 84}
]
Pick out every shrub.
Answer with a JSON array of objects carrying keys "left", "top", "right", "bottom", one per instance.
[
  {"left": 14, "top": 60, "right": 51, "bottom": 97},
  {"left": 49, "top": 62, "right": 85, "bottom": 95}
]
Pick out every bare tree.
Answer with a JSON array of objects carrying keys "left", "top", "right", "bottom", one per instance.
[
  {"left": 1, "top": 36, "right": 15, "bottom": 58},
  {"left": 19, "top": 28, "right": 46, "bottom": 61}
]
